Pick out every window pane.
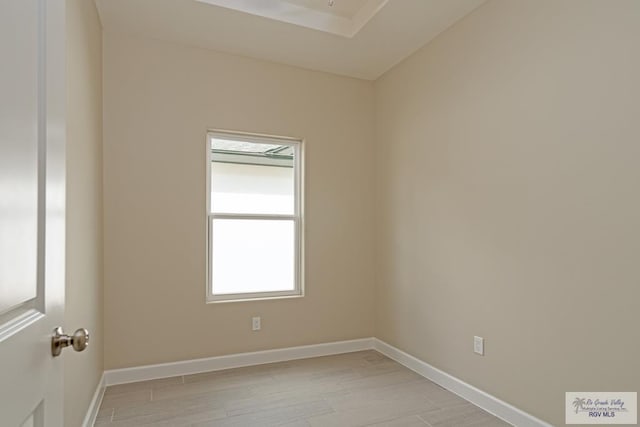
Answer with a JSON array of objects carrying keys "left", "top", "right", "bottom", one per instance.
[
  {"left": 211, "top": 219, "right": 295, "bottom": 295},
  {"left": 210, "top": 137, "right": 295, "bottom": 215},
  {"left": 211, "top": 162, "right": 294, "bottom": 214}
]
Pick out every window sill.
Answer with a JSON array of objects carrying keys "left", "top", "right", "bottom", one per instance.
[{"left": 206, "top": 294, "right": 304, "bottom": 304}]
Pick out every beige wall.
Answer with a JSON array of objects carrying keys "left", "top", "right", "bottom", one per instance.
[
  {"left": 374, "top": 0, "right": 640, "bottom": 425},
  {"left": 99, "top": 2, "right": 639, "bottom": 423},
  {"left": 65, "top": 0, "right": 104, "bottom": 426},
  {"left": 102, "top": 32, "right": 375, "bottom": 369}
]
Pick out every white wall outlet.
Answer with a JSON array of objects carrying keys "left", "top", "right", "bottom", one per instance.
[
  {"left": 252, "top": 316, "right": 261, "bottom": 331},
  {"left": 474, "top": 336, "right": 484, "bottom": 355}
]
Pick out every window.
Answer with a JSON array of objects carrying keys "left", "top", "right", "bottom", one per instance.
[{"left": 206, "top": 131, "right": 304, "bottom": 302}]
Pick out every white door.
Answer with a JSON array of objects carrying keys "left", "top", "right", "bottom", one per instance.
[{"left": 0, "top": 0, "right": 67, "bottom": 426}]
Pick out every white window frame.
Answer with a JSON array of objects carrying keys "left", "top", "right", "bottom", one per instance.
[{"left": 206, "top": 130, "right": 304, "bottom": 303}]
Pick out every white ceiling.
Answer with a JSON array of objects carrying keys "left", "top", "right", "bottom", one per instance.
[
  {"left": 195, "top": 0, "right": 388, "bottom": 38},
  {"left": 95, "top": 0, "right": 487, "bottom": 80},
  {"left": 284, "top": 0, "right": 372, "bottom": 19}
]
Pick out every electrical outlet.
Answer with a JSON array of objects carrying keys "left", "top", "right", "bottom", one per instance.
[
  {"left": 252, "top": 316, "right": 261, "bottom": 331},
  {"left": 474, "top": 336, "right": 484, "bottom": 355}
]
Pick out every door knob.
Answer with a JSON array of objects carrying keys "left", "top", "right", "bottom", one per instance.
[{"left": 51, "top": 327, "right": 89, "bottom": 357}]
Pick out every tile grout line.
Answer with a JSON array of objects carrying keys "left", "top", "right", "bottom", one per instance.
[{"left": 416, "top": 414, "right": 433, "bottom": 426}]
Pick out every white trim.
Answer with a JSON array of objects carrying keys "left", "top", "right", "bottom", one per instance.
[
  {"left": 373, "top": 339, "right": 552, "bottom": 427},
  {"left": 99, "top": 337, "right": 550, "bottom": 427},
  {"left": 103, "top": 338, "right": 374, "bottom": 386},
  {"left": 81, "top": 373, "right": 105, "bottom": 427},
  {"left": 205, "top": 130, "right": 305, "bottom": 303}
]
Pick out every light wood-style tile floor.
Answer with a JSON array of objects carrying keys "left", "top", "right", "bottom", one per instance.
[{"left": 94, "top": 351, "right": 511, "bottom": 427}]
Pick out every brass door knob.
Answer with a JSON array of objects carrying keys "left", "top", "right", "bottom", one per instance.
[{"left": 51, "top": 327, "right": 89, "bottom": 357}]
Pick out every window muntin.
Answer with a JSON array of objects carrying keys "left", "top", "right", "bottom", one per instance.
[{"left": 207, "top": 132, "right": 303, "bottom": 302}]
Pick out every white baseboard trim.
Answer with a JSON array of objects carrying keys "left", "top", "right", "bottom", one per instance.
[
  {"left": 103, "top": 337, "right": 375, "bottom": 386},
  {"left": 100, "top": 337, "right": 549, "bottom": 427},
  {"left": 373, "top": 339, "right": 552, "bottom": 427},
  {"left": 82, "top": 373, "right": 105, "bottom": 427}
]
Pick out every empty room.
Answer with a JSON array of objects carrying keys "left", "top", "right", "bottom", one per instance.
[{"left": 1, "top": 0, "right": 638, "bottom": 426}]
